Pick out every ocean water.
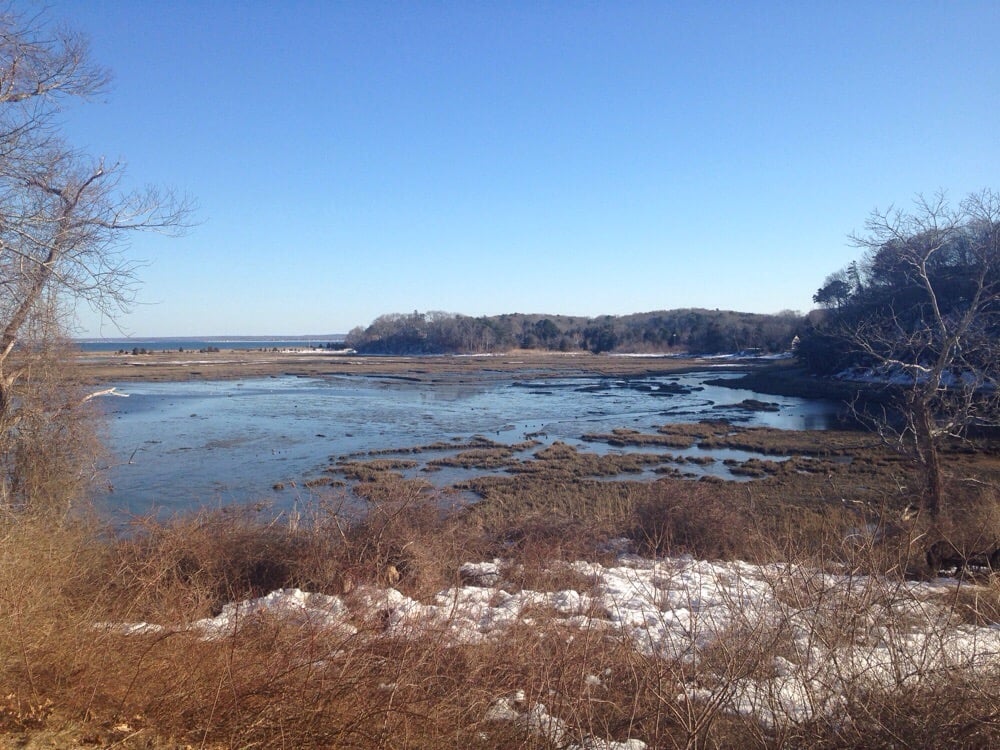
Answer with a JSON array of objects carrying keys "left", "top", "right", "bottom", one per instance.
[
  {"left": 77, "top": 337, "right": 346, "bottom": 353},
  {"left": 96, "top": 371, "right": 844, "bottom": 518}
]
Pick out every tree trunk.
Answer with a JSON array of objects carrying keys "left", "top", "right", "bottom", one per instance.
[{"left": 914, "top": 400, "right": 944, "bottom": 520}]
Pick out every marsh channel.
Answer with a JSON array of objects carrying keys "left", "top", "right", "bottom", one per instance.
[{"left": 98, "top": 369, "right": 844, "bottom": 517}]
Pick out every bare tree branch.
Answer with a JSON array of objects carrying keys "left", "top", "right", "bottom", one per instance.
[
  {"left": 0, "top": 8, "right": 192, "bottom": 513},
  {"left": 812, "top": 191, "right": 1000, "bottom": 523}
]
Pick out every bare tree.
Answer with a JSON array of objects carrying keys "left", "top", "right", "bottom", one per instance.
[
  {"left": 0, "top": 9, "right": 190, "bottom": 512},
  {"left": 842, "top": 191, "right": 1000, "bottom": 521}
]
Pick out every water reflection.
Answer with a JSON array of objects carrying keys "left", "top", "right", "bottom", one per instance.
[{"left": 100, "top": 371, "right": 844, "bottom": 516}]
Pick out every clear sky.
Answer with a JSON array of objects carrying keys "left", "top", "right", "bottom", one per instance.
[{"left": 35, "top": 0, "right": 1000, "bottom": 337}]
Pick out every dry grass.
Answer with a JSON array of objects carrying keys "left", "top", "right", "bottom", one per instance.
[
  {"left": 76, "top": 348, "right": 719, "bottom": 386},
  {"left": 332, "top": 458, "right": 420, "bottom": 482},
  {"left": 2, "top": 442, "right": 1000, "bottom": 747},
  {"left": 10, "top": 353, "right": 989, "bottom": 746}
]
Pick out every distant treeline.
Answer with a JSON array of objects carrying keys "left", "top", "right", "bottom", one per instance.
[{"left": 345, "top": 309, "right": 802, "bottom": 355}]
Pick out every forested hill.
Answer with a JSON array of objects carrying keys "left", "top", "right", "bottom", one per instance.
[{"left": 344, "top": 309, "right": 802, "bottom": 355}]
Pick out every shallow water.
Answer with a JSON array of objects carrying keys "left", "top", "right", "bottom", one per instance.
[{"left": 99, "top": 371, "right": 843, "bottom": 516}]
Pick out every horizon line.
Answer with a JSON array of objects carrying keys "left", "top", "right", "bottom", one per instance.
[{"left": 75, "top": 334, "right": 348, "bottom": 342}]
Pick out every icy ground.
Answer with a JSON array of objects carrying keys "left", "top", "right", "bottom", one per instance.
[{"left": 108, "top": 554, "right": 1000, "bottom": 747}]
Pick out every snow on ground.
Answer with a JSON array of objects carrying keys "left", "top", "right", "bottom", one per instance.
[
  {"left": 106, "top": 554, "right": 1000, "bottom": 742},
  {"left": 836, "top": 363, "right": 997, "bottom": 389},
  {"left": 608, "top": 351, "right": 794, "bottom": 360}
]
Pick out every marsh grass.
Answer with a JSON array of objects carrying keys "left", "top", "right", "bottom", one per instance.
[
  {"left": 427, "top": 446, "right": 521, "bottom": 470},
  {"left": 3, "top": 430, "right": 1000, "bottom": 747},
  {"left": 582, "top": 428, "right": 697, "bottom": 449},
  {"left": 332, "top": 458, "right": 420, "bottom": 482}
]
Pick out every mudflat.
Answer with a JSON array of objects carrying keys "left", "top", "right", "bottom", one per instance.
[{"left": 77, "top": 348, "right": 771, "bottom": 384}]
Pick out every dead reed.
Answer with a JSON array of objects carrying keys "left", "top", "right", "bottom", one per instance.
[{"left": 1, "top": 461, "right": 999, "bottom": 747}]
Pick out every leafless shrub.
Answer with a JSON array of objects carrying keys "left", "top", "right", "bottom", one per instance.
[
  {"left": 3, "top": 470, "right": 1000, "bottom": 747},
  {"left": 337, "top": 490, "right": 476, "bottom": 597},
  {"left": 0, "top": 335, "right": 106, "bottom": 518},
  {"left": 631, "top": 480, "right": 757, "bottom": 560}
]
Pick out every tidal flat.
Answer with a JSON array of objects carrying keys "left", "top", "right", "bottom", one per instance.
[
  {"left": 79, "top": 348, "right": 1000, "bottom": 551},
  {"left": 87, "top": 351, "right": 846, "bottom": 516}
]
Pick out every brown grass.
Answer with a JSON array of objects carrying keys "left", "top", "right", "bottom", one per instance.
[
  {"left": 332, "top": 458, "right": 420, "bottom": 482},
  {"left": 77, "top": 348, "right": 720, "bottom": 385},
  {"left": 2, "top": 426, "right": 1000, "bottom": 747}
]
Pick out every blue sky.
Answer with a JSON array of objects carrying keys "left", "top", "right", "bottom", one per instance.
[{"left": 37, "top": 1, "right": 1000, "bottom": 337}]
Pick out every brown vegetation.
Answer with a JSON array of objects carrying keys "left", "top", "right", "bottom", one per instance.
[
  {"left": 12, "top": 330, "right": 1000, "bottom": 749},
  {"left": 2, "top": 457, "right": 999, "bottom": 748},
  {"left": 11, "top": 339, "right": 1000, "bottom": 748},
  {"left": 75, "top": 347, "right": 747, "bottom": 385}
]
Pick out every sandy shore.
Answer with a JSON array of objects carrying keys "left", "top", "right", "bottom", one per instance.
[{"left": 76, "top": 348, "right": 776, "bottom": 384}]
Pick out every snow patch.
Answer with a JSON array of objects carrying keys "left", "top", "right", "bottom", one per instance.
[{"left": 108, "top": 555, "right": 1000, "bottom": 735}]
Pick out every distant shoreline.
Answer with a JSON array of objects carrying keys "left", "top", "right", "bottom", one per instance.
[
  {"left": 75, "top": 334, "right": 346, "bottom": 341},
  {"left": 75, "top": 335, "right": 347, "bottom": 353}
]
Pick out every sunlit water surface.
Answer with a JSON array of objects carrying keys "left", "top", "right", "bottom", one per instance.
[{"left": 99, "top": 372, "right": 843, "bottom": 516}]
